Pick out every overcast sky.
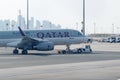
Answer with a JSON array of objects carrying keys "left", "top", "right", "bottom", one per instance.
[{"left": 0, "top": 0, "right": 120, "bottom": 34}]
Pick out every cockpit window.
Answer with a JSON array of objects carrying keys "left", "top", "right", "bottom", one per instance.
[{"left": 78, "top": 32, "right": 82, "bottom": 36}]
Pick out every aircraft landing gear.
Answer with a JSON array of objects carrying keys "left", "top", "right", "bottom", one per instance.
[
  {"left": 13, "top": 48, "right": 28, "bottom": 55},
  {"left": 58, "top": 45, "right": 71, "bottom": 54},
  {"left": 21, "top": 49, "right": 28, "bottom": 55},
  {"left": 66, "top": 45, "right": 71, "bottom": 54},
  {"left": 13, "top": 48, "right": 19, "bottom": 55}
]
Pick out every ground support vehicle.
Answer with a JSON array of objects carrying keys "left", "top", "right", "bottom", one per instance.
[{"left": 58, "top": 45, "right": 92, "bottom": 54}]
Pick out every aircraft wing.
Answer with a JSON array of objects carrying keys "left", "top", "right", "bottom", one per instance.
[
  {"left": 6, "top": 38, "right": 40, "bottom": 47},
  {"left": 17, "top": 36, "right": 40, "bottom": 50},
  {"left": 7, "top": 27, "right": 54, "bottom": 51}
]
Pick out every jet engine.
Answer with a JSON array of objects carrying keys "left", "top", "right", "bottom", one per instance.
[{"left": 34, "top": 41, "right": 54, "bottom": 51}]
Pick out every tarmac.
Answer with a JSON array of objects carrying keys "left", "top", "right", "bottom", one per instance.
[{"left": 0, "top": 42, "right": 120, "bottom": 80}]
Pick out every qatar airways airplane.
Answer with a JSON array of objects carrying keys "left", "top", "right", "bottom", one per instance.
[{"left": 0, "top": 27, "right": 90, "bottom": 54}]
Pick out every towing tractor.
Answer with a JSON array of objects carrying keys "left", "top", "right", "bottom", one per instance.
[{"left": 58, "top": 45, "right": 92, "bottom": 54}]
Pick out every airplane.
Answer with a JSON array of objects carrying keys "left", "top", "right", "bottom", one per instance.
[{"left": 0, "top": 27, "right": 91, "bottom": 54}]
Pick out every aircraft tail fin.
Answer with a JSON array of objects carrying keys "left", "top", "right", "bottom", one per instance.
[{"left": 18, "top": 27, "right": 26, "bottom": 37}]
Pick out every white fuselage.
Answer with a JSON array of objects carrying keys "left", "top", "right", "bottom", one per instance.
[{"left": 0, "top": 29, "right": 88, "bottom": 47}]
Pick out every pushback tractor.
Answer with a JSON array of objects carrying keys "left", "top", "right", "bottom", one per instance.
[{"left": 58, "top": 45, "right": 92, "bottom": 54}]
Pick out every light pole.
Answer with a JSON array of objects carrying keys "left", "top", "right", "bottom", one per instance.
[
  {"left": 94, "top": 22, "right": 96, "bottom": 34},
  {"left": 82, "top": 0, "right": 85, "bottom": 36},
  {"left": 112, "top": 24, "right": 114, "bottom": 34},
  {"left": 27, "top": 0, "right": 29, "bottom": 29}
]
